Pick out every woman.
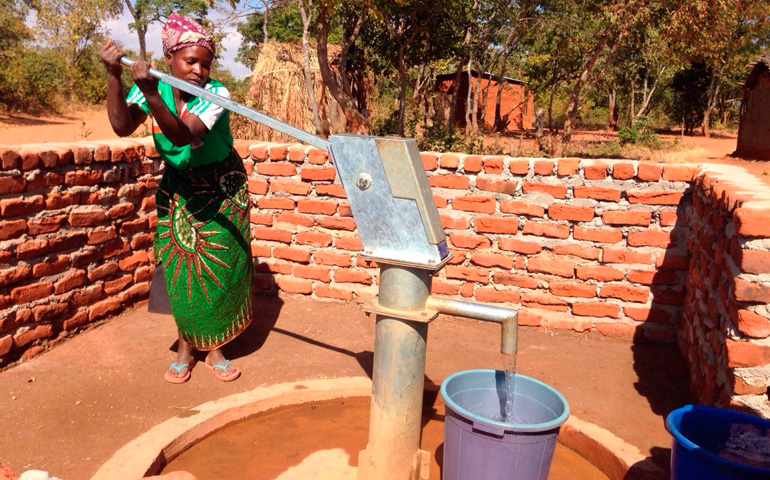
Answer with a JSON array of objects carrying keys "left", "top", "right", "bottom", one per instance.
[{"left": 100, "top": 13, "right": 252, "bottom": 383}]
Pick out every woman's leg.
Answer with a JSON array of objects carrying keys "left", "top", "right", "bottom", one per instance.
[
  {"left": 166, "top": 331, "right": 194, "bottom": 380},
  {"left": 205, "top": 348, "right": 238, "bottom": 375}
]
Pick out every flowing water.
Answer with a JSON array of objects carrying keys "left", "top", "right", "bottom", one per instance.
[{"left": 502, "top": 352, "right": 518, "bottom": 422}]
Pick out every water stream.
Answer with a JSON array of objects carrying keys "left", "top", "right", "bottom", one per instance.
[{"left": 501, "top": 352, "right": 522, "bottom": 423}]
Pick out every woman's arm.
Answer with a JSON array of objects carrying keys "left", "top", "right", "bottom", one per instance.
[
  {"left": 128, "top": 61, "right": 209, "bottom": 147},
  {"left": 99, "top": 40, "right": 147, "bottom": 136}
]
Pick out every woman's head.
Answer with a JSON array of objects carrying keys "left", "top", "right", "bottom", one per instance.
[{"left": 161, "top": 13, "right": 215, "bottom": 85}]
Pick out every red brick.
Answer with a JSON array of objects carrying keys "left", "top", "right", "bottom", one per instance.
[
  {"left": 1, "top": 148, "right": 21, "bottom": 170},
  {"left": 54, "top": 269, "right": 87, "bottom": 294},
  {"left": 68, "top": 208, "right": 107, "bottom": 227},
  {"left": 16, "top": 238, "right": 50, "bottom": 260},
  {"left": 11, "top": 281, "right": 53, "bottom": 304},
  {"left": 552, "top": 244, "right": 601, "bottom": 260},
  {"left": 550, "top": 281, "right": 596, "bottom": 298},
  {"left": 557, "top": 158, "right": 579, "bottom": 176},
  {"left": 252, "top": 227, "right": 293, "bottom": 243},
  {"left": 270, "top": 180, "right": 311, "bottom": 195},
  {"left": 268, "top": 144, "right": 289, "bottom": 160},
  {"left": 493, "top": 272, "right": 538, "bottom": 289},
  {"left": 576, "top": 266, "right": 625, "bottom": 282},
  {"left": 725, "top": 339, "right": 770, "bottom": 367},
  {"left": 602, "top": 249, "right": 652, "bottom": 265},
  {"left": 527, "top": 256, "right": 574, "bottom": 278},
  {"left": 61, "top": 310, "right": 89, "bottom": 331},
  {"left": 627, "top": 269, "right": 680, "bottom": 285},
  {"left": 429, "top": 174, "right": 469, "bottom": 189},
  {"left": 733, "top": 278, "right": 770, "bottom": 303},
  {"left": 14, "top": 324, "right": 53, "bottom": 348},
  {"left": 521, "top": 293, "right": 569, "bottom": 312},
  {"left": 313, "top": 251, "right": 352, "bottom": 267},
  {"left": 595, "top": 323, "right": 638, "bottom": 339},
  {"left": 572, "top": 302, "right": 620, "bottom": 318},
  {"left": 315, "top": 284, "right": 354, "bottom": 301},
  {"left": 32, "top": 255, "right": 69, "bottom": 277},
  {"left": 453, "top": 195, "right": 496, "bottom": 214},
  {"left": 662, "top": 164, "right": 698, "bottom": 182},
  {"left": 737, "top": 248, "right": 770, "bottom": 275},
  {"left": 498, "top": 238, "right": 542, "bottom": 254},
  {"left": 521, "top": 182, "right": 567, "bottom": 199},
  {"left": 273, "top": 246, "right": 312, "bottom": 263},
  {"left": 317, "top": 217, "right": 357, "bottom": 231},
  {"left": 445, "top": 266, "right": 490, "bottom": 283},
  {"left": 659, "top": 210, "right": 683, "bottom": 227},
  {"left": 307, "top": 148, "right": 329, "bottom": 164},
  {"left": 656, "top": 254, "right": 689, "bottom": 270},
  {"left": 421, "top": 153, "right": 438, "bottom": 170},
  {"left": 257, "top": 198, "right": 296, "bottom": 210},
  {"left": 257, "top": 162, "right": 296, "bottom": 177},
  {"left": 296, "top": 231, "right": 333, "bottom": 247},
  {"left": 734, "top": 206, "right": 770, "bottom": 238},
  {"left": 627, "top": 190, "right": 683, "bottom": 205},
  {"left": 651, "top": 287, "right": 685, "bottom": 306},
  {"left": 338, "top": 204, "right": 352, "bottom": 217},
  {"left": 732, "top": 308, "right": 770, "bottom": 338},
  {"left": 441, "top": 215, "right": 471, "bottom": 230},
  {"left": 433, "top": 195, "right": 448, "bottom": 208},
  {"left": 549, "top": 204, "right": 594, "bottom": 222},
  {"left": 439, "top": 154, "right": 459, "bottom": 169},
  {"left": 522, "top": 221, "right": 570, "bottom": 239},
  {"left": 250, "top": 212, "right": 273, "bottom": 226},
  {"left": 251, "top": 243, "right": 271, "bottom": 258},
  {"left": 612, "top": 163, "right": 635, "bottom": 180},
  {"left": 316, "top": 184, "right": 347, "bottom": 198},
  {"left": 449, "top": 233, "right": 492, "bottom": 249},
  {"left": 484, "top": 156, "right": 504, "bottom": 174},
  {"left": 257, "top": 261, "right": 293, "bottom": 275},
  {"left": 476, "top": 287, "right": 519, "bottom": 304},
  {"left": 118, "top": 251, "right": 149, "bottom": 271},
  {"left": 248, "top": 178, "right": 269, "bottom": 195},
  {"left": 628, "top": 230, "right": 676, "bottom": 248},
  {"left": 0, "top": 219, "right": 27, "bottom": 240},
  {"left": 463, "top": 156, "right": 482, "bottom": 173},
  {"left": 573, "top": 226, "right": 623, "bottom": 244},
  {"left": 298, "top": 199, "right": 337, "bottom": 215},
  {"left": 294, "top": 265, "right": 332, "bottom": 282},
  {"left": 534, "top": 160, "right": 554, "bottom": 175},
  {"left": 65, "top": 169, "right": 104, "bottom": 186},
  {"left": 133, "top": 265, "right": 154, "bottom": 283},
  {"left": 335, "top": 235, "right": 363, "bottom": 251},
  {"left": 1, "top": 195, "right": 45, "bottom": 217},
  {"left": 573, "top": 186, "right": 621, "bottom": 202},
  {"left": 275, "top": 212, "right": 315, "bottom": 227},
  {"left": 637, "top": 163, "right": 661, "bottom": 181},
  {"left": 300, "top": 166, "right": 337, "bottom": 181},
  {"left": 623, "top": 306, "right": 673, "bottom": 323},
  {"left": 602, "top": 210, "right": 651, "bottom": 226},
  {"left": 431, "top": 279, "right": 461, "bottom": 295},
  {"left": 48, "top": 232, "right": 89, "bottom": 254},
  {"left": 104, "top": 274, "right": 133, "bottom": 294},
  {"left": 474, "top": 216, "right": 519, "bottom": 234},
  {"left": 334, "top": 268, "right": 373, "bottom": 285},
  {"left": 470, "top": 252, "right": 514, "bottom": 269},
  {"left": 0, "top": 175, "right": 25, "bottom": 194},
  {"left": 600, "top": 284, "right": 650, "bottom": 303},
  {"left": 500, "top": 200, "right": 544, "bottom": 217},
  {"left": 475, "top": 176, "right": 517, "bottom": 194},
  {"left": 509, "top": 159, "right": 530, "bottom": 175},
  {"left": 88, "top": 297, "right": 122, "bottom": 321},
  {"left": 517, "top": 311, "right": 542, "bottom": 326},
  {"left": 583, "top": 161, "right": 609, "bottom": 179}
]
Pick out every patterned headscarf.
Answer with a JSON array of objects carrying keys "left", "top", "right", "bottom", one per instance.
[{"left": 161, "top": 13, "right": 216, "bottom": 57}]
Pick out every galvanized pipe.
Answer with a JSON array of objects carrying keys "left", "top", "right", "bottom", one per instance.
[
  {"left": 426, "top": 296, "right": 518, "bottom": 355},
  {"left": 119, "top": 57, "right": 331, "bottom": 151},
  {"left": 358, "top": 264, "right": 431, "bottom": 480}
]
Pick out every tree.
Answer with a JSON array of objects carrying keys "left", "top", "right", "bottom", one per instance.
[
  {"left": 297, "top": 0, "right": 323, "bottom": 135},
  {"left": 236, "top": 0, "right": 301, "bottom": 65},
  {"left": 0, "top": 0, "right": 32, "bottom": 107}
]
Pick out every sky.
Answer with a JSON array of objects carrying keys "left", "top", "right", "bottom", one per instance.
[{"left": 104, "top": 10, "right": 253, "bottom": 78}]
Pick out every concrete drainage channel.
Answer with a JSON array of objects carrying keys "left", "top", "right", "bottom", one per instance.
[{"left": 91, "top": 377, "right": 662, "bottom": 480}]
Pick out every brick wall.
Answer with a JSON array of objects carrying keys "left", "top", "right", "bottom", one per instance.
[{"left": 1, "top": 138, "right": 769, "bottom": 416}]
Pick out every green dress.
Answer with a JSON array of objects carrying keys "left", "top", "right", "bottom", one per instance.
[{"left": 127, "top": 79, "right": 252, "bottom": 350}]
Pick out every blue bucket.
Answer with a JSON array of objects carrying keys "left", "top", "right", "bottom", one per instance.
[
  {"left": 666, "top": 404, "right": 770, "bottom": 480},
  {"left": 440, "top": 369, "right": 569, "bottom": 480}
]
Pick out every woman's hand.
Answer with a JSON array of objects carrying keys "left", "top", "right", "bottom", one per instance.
[
  {"left": 129, "top": 60, "right": 160, "bottom": 96},
  {"left": 99, "top": 40, "right": 124, "bottom": 77}
]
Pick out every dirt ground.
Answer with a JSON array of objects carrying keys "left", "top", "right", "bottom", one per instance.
[{"left": 0, "top": 296, "right": 690, "bottom": 480}]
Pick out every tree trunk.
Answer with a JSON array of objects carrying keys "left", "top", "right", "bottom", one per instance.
[
  {"left": 316, "top": 1, "right": 369, "bottom": 134},
  {"left": 629, "top": 81, "right": 635, "bottom": 126},
  {"left": 465, "top": 58, "right": 474, "bottom": 134},
  {"left": 298, "top": 0, "right": 322, "bottom": 136},
  {"left": 262, "top": 7, "right": 269, "bottom": 44},
  {"left": 396, "top": 43, "right": 407, "bottom": 136},
  {"left": 701, "top": 65, "right": 722, "bottom": 138},
  {"left": 608, "top": 86, "right": 617, "bottom": 130}
]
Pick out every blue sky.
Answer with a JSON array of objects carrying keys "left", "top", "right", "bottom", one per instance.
[{"left": 104, "top": 10, "right": 253, "bottom": 78}]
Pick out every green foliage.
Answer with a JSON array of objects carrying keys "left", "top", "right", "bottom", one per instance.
[
  {"left": 617, "top": 116, "right": 660, "bottom": 147},
  {"left": 669, "top": 62, "right": 710, "bottom": 135},
  {"left": 237, "top": 2, "right": 305, "bottom": 65}
]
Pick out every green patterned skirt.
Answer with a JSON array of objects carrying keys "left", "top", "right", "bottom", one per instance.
[{"left": 153, "top": 151, "right": 252, "bottom": 351}]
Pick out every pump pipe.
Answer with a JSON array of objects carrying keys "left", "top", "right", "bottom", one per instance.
[
  {"left": 425, "top": 296, "right": 518, "bottom": 355},
  {"left": 118, "top": 57, "right": 331, "bottom": 151}
]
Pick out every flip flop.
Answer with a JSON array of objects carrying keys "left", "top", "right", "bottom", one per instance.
[
  {"left": 204, "top": 359, "right": 241, "bottom": 382},
  {"left": 164, "top": 360, "right": 195, "bottom": 384}
]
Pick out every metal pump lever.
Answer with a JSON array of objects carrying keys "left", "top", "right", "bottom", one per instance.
[{"left": 118, "top": 56, "right": 331, "bottom": 151}]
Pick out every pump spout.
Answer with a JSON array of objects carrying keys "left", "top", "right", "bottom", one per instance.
[{"left": 425, "top": 296, "right": 518, "bottom": 356}]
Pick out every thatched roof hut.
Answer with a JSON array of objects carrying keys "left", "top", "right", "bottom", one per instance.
[{"left": 243, "top": 41, "right": 345, "bottom": 143}]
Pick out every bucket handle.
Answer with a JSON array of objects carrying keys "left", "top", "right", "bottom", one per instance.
[{"left": 472, "top": 420, "right": 506, "bottom": 437}]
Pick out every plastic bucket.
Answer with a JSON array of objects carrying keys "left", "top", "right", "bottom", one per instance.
[
  {"left": 440, "top": 369, "right": 569, "bottom": 480},
  {"left": 666, "top": 404, "right": 770, "bottom": 480}
]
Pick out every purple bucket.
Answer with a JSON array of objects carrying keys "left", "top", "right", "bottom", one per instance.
[{"left": 440, "top": 369, "right": 570, "bottom": 480}]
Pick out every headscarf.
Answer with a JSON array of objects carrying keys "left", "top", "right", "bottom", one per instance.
[{"left": 161, "top": 13, "right": 216, "bottom": 57}]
